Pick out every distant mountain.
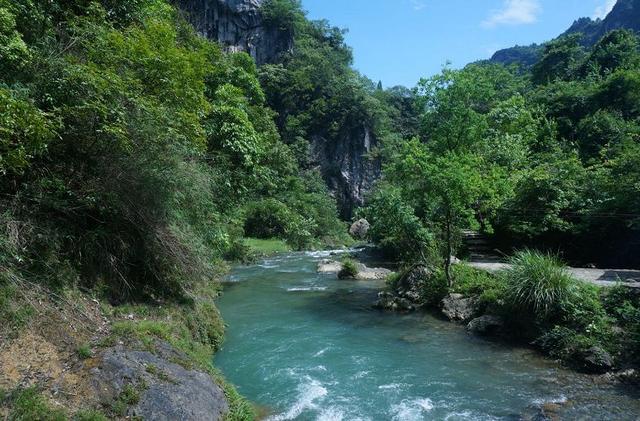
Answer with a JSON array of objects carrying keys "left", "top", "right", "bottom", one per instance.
[{"left": 490, "top": 0, "right": 640, "bottom": 66}]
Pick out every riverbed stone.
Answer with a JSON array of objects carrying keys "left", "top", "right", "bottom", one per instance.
[
  {"left": 349, "top": 218, "right": 370, "bottom": 240},
  {"left": 466, "top": 315, "right": 504, "bottom": 335},
  {"left": 90, "top": 341, "right": 228, "bottom": 420},
  {"left": 395, "top": 265, "right": 433, "bottom": 303},
  {"left": 373, "top": 292, "right": 416, "bottom": 312},
  {"left": 574, "top": 346, "right": 614, "bottom": 374},
  {"left": 317, "top": 259, "right": 341, "bottom": 273},
  {"left": 441, "top": 294, "right": 479, "bottom": 322}
]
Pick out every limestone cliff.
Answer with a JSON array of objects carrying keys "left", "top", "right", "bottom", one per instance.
[{"left": 175, "top": 0, "right": 292, "bottom": 65}]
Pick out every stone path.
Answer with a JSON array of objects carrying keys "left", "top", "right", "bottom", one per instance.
[{"left": 467, "top": 262, "right": 640, "bottom": 288}]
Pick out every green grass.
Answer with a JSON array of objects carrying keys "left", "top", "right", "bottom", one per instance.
[
  {"left": 244, "top": 238, "right": 291, "bottom": 256},
  {"left": 4, "top": 387, "right": 66, "bottom": 421},
  {"left": 503, "top": 250, "right": 577, "bottom": 322},
  {"left": 77, "top": 344, "right": 92, "bottom": 360},
  {"left": 338, "top": 258, "right": 359, "bottom": 279}
]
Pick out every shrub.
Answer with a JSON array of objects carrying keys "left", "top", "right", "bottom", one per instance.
[
  {"left": 503, "top": 250, "right": 576, "bottom": 324},
  {"left": 451, "top": 264, "right": 506, "bottom": 312},
  {"left": 420, "top": 269, "right": 449, "bottom": 306},
  {"left": 338, "top": 258, "right": 359, "bottom": 279},
  {"left": 242, "top": 199, "right": 312, "bottom": 249}
]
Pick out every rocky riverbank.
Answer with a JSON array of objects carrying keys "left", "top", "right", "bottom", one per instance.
[
  {"left": 371, "top": 262, "right": 640, "bottom": 381},
  {"left": 0, "top": 282, "right": 249, "bottom": 420}
]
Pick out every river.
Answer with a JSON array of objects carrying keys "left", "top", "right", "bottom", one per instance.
[{"left": 214, "top": 251, "right": 640, "bottom": 420}]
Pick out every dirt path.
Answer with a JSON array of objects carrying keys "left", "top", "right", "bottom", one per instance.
[{"left": 467, "top": 262, "right": 640, "bottom": 288}]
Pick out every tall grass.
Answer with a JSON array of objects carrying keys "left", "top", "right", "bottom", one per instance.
[{"left": 504, "top": 250, "right": 577, "bottom": 321}]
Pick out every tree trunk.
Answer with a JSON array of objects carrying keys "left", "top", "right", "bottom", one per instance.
[{"left": 445, "top": 211, "right": 453, "bottom": 288}]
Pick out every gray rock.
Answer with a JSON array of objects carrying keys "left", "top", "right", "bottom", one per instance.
[
  {"left": 349, "top": 218, "right": 370, "bottom": 240},
  {"left": 91, "top": 342, "right": 228, "bottom": 420},
  {"left": 176, "top": 0, "right": 293, "bottom": 65},
  {"left": 467, "top": 315, "right": 504, "bottom": 335},
  {"left": 317, "top": 259, "right": 341, "bottom": 274},
  {"left": 374, "top": 292, "right": 415, "bottom": 312},
  {"left": 575, "top": 346, "right": 614, "bottom": 374},
  {"left": 395, "top": 265, "right": 433, "bottom": 303},
  {"left": 355, "top": 263, "right": 392, "bottom": 280},
  {"left": 441, "top": 294, "right": 479, "bottom": 322}
]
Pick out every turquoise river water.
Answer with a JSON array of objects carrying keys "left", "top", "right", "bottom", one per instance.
[{"left": 215, "top": 251, "right": 640, "bottom": 420}]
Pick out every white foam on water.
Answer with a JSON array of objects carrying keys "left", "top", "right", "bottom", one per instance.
[
  {"left": 532, "top": 395, "right": 568, "bottom": 406},
  {"left": 378, "top": 383, "right": 405, "bottom": 390},
  {"left": 266, "top": 376, "right": 328, "bottom": 421},
  {"left": 317, "top": 406, "right": 345, "bottom": 421},
  {"left": 305, "top": 249, "right": 350, "bottom": 258},
  {"left": 390, "top": 398, "right": 434, "bottom": 421},
  {"left": 287, "top": 287, "right": 328, "bottom": 292},
  {"left": 352, "top": 370, "right": 369, "bottom": 379},
  {"left": 314, "top": 347, "right": 329, "bottom": 357}
]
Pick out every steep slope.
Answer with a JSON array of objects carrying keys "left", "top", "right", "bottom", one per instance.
[
  {"left": 491, "top": 0, "right": 640, "bottom": 66},
  {"left": 176, "top": 0, "right": 382, "bottom": 218}
]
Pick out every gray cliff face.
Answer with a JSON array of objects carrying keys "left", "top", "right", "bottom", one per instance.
[
  {"left": 175, "top": 0, "right": 292, "bottom": 65},
  {"left": 176, "top": 0, "right": 380, "bottom": 217},
  {"left": 311, "top": 125, "right": 381, "bottom": 218}
]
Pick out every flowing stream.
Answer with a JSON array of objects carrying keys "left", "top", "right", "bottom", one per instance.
[{"left": 214, "top": 252, "right": 640, "bottom": 420}]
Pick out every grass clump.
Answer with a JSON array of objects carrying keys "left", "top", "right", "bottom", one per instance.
[
  {"left": 503, "top": 250, "right": 576, "bottom": 323},
  {"left": 77, "top": 344, "right": 92, "bottom": 360},
  {"left": 3, "top": 387, "right": 66, "bottom": 421},
  {"left": 244, "top": 238, "right": 291, "bottom": 256},
  {"left": 338, "top": 258, "right": 359, "bottom": 279}
]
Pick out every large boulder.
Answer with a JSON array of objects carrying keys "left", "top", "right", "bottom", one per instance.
[
  {"left": 373, "top": 292, "right": 416, "bottom": 312},
  {"left": 90, "top": 341, "right": 228, "bottom": 420},
  {"left": 349, "top": 218, "right": 370, "bottom": 240},
  {"left": 466, "top": 315, "right": 504, "bottom": 336},
  {"left": 395, "top": 265, "right": 433, "bottom": 303},
  {"left": 441, "top": 294, "right": 479, "bottom": 322},
  {"left": 317, "top": 259, "right": 341, "bottom": 274},
  {"left": 573, "top": 346, "right": 614, "bottom": 374}
]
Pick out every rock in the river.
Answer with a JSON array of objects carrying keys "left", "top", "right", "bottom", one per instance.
[
  {"left": 574, "top": 346, "right": 614, "bottom": 374},
  {"left": 90, "top": 341, "right": 228, "bottom": 420},
  {"left": 355, "top": 264, "right": 392, "bottom": 280},
  {"left": 467, "top": 315, "right": 504, "bottom": 336},
  {"left": 318, "top": 259, "right": 392, "bottom": 280},
  {"left": 374, "top": 292, "right": 416, "bottom": 312},
  {"left": 395, "top": 265, "right": 433, "bottom": 303},
  {"left": 441, "top": 294, "right": 479, "bottom": 322},
  {"left": 318, "top": 259, "right": 341, "bottom": 274},
  {"left": 349, "top": 218, "right": 370, "bottom": 240}
]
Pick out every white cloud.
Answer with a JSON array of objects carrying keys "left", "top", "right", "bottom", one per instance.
[
  {"left": 593, "top": 0, "right": 616, "bottom": 20},
  {"left": 409, "top": 0, "right": 426, "bottom": 11},
  {"left": 482, "top": 0, "right": 541, "bottom": 28}
]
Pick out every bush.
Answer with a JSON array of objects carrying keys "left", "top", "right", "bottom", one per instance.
[
  {"left": 503, "top": 250, "right": 577, "bottom": 324},
  {"left": 420, "top": 269, "right": 449, "bottom": 306},
  {"left": 338, "top": 258, "right": 359, "bottom": 279},
  {"left": 242, "top": 199, "right": 312, "bottom": 249},
  {"left": 451, "top": 264, "right": 506, "bottom": 312}
]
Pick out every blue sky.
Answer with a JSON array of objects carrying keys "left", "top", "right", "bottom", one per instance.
[{"left": 301, "top": 0, "right": 618, "bottom": 87}]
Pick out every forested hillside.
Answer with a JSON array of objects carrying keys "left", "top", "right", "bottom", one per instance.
[{"left": 368, "top": 28, "right": 640, "bottom": 269}]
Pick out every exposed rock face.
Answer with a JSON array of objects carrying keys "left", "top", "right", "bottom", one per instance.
[
  {"left": 311, "top": 127, "right": 381, "bottom": 218},
  {"left": 441, "top": 294, "right": 479, "bottom": 322},
  {"left": 349, "top": 218, "right": 370, "bottom": 240},
  {"left": 91, "top": 341, "right": 229, "bottom": 420},
  {"left": 175, "top": 0, "right": 293, "bottom": 65}
]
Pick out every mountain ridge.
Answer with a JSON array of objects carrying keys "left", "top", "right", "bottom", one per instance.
[{"left": 491, "top": 0, "right": 640, "bottom": 66}]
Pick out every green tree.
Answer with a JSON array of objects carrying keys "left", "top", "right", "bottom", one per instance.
[{"left": 532, "top": 34, "right": 585, "bottom": 85}]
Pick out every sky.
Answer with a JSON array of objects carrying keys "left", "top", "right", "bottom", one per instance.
[{"left": 301, "top": 0, "right": 619, "bottom": 88}]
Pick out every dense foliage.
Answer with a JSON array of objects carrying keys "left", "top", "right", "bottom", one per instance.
[
  {"left": 365, "top": 28, "right": 640, "bottom": 269},
  {"left": 0, "top": 0, "right": 347, "bottom": 305}
]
